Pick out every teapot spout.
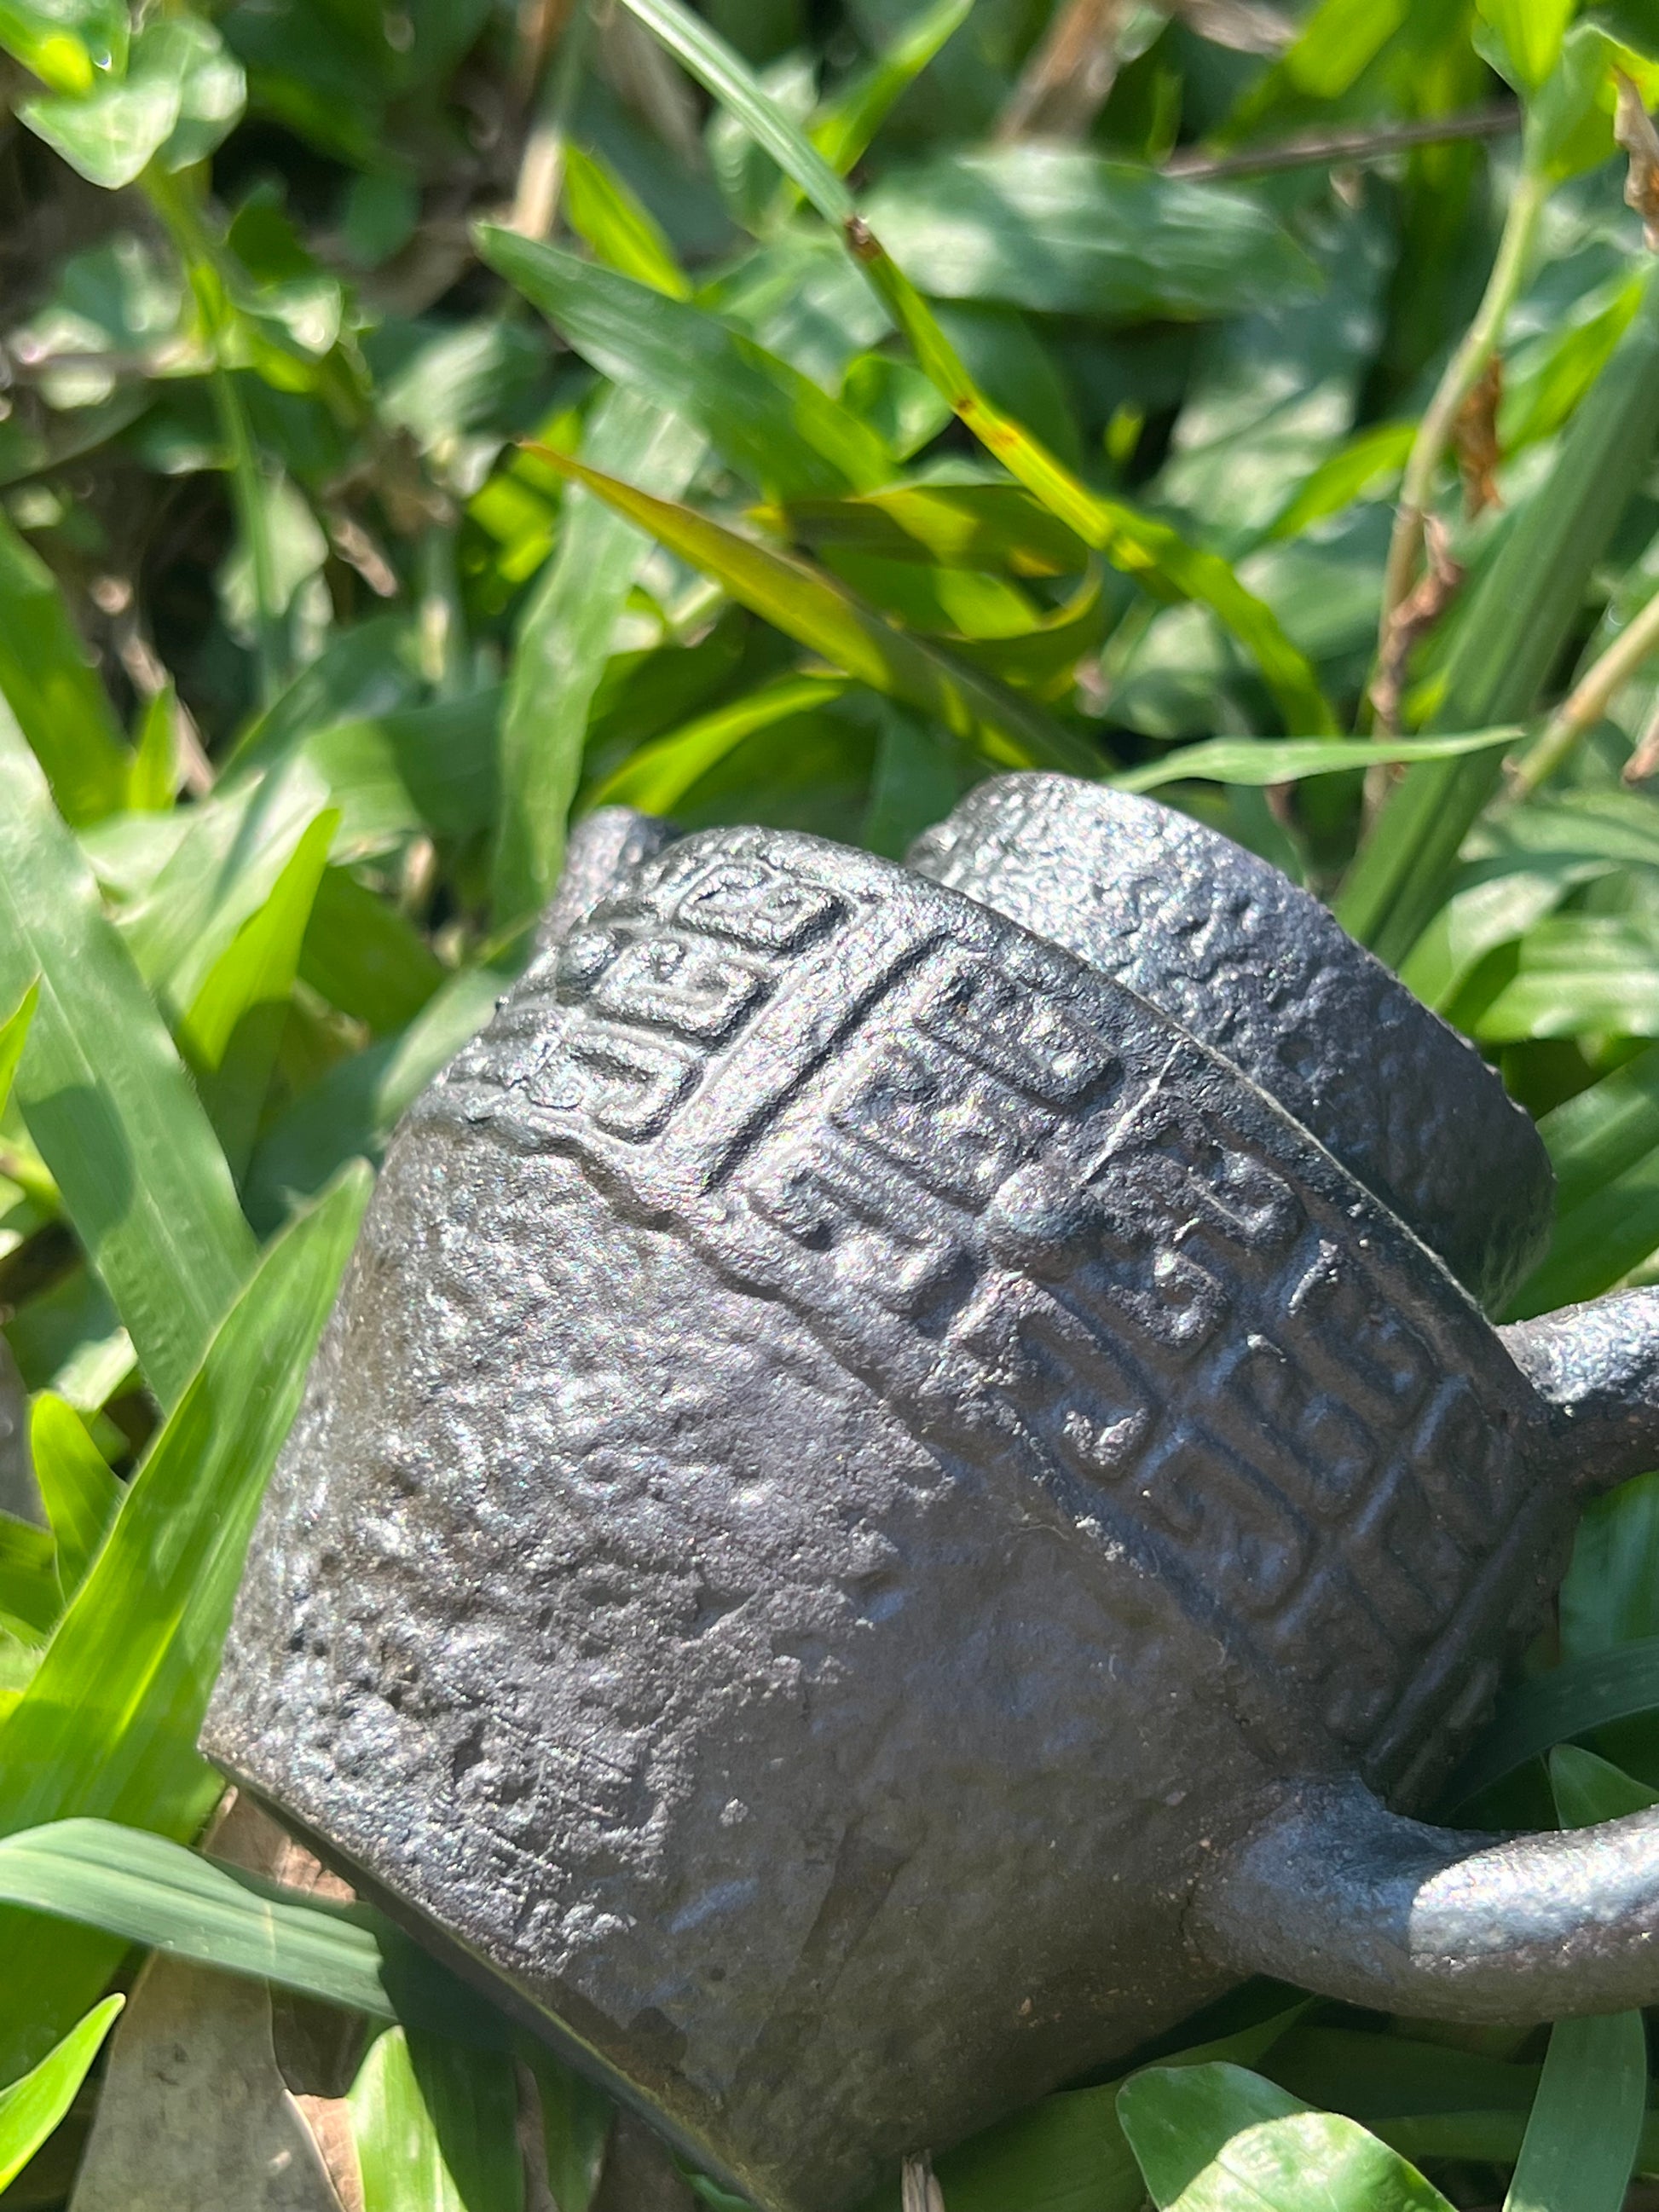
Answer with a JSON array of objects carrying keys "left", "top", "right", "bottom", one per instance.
[
  {"left": 1500, "top": 1287, "right": 1659, "bottom": 1495},
  {"left": 1192, "top": 1776, "right": 1659, "bottom": 2021}
]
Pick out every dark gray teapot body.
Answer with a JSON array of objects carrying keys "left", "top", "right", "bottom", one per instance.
[{"left": 205, "top": 780, "right": 1659, "bottom": 2212}]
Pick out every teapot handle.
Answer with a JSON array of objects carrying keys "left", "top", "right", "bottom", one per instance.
[
  {"left": 1191, "top": 1773, "right": 1659, "bottom": 2019},
  {"left": 1501, "top": 1286, "right": 1659, "bottom": 1494}
]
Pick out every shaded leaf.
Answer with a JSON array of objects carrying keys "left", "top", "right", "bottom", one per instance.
[
  {"left": 299, "top": 868, "right": 447, "bottom": 1035},
  {"left": 808, "top": 0, "right": 970, "bottom": 177},
  {"left": 180, "top": 806, "right": 337, "bottom": 1175},
  {"left": 1449, "top": 1636, "right": 1659, "bottom": 1804},
  {"left": 244, "top": 963, "right": 507, "bottom": 1233}
]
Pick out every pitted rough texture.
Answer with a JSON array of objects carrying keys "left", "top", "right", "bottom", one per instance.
[
  {"left": 205, "top": 823, "right": 1602, "bottom": 2212},
  {"left": 907, "top": 774, "right": 1552, "bottom": 1313}
]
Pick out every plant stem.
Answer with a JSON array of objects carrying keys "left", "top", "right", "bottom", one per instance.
[
  {"left": 510, "top": 0, "right": 592, "bottom": 240},
  {"left": 144, "top": 165, "right": 289, "bottom": 705},
  {"left": 1376, "top": 165, "right": 1548, "bottom": 661},
  {"left": 1510, "top": 582, "right": 1659, "bottom": 796},
  {"left": 1166, "top": 104, "right": 1520, "bottom": 183}
]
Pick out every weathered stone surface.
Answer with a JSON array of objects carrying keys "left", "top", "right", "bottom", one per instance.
[{"left": 205, "top": 788, "right": 1659, "bottom": 2212}]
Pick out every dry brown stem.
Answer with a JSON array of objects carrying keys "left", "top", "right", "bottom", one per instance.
[
  {"left": 996, "top": 0, "right": 1129, "bottom": 141},
  {"left": 1454, "top": 352, "right": 1504, "bottom": 517},
  {"left": 1371, "top": 514, "right": 1464, "bottom": 733},
  {"left": 1615, "top": 68, "right": 1659, "bottom": 252}
]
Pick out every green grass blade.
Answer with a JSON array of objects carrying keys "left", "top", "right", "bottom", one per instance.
[
  {"left": 842, "top": 228, "right": 1335, "bottom": 734},
  {"left": 0, "top": 1164, "right": 370, "bottom": 2078},
  {"left": 610, "top": 0, "right": 1332, "bottom": 732},
  {"left": 177, "top": 806, "right": 338, "bottom": 1177},
  {"left": 563, "top": 142, "right": 691, "bottom": 298},
  {"left": 0, "top": 1995, "right": 123, "bottom": 2192},
  {"left": 0, "top": 513, "right": 128, "bottom": 827},
  {"left": 298, "top": 866, "right": 446, "bottom": 1034},
  {"left": 587, "top": 673, "right": 852, "bottom": 812},
  {"left": 527, "top": 2050, "right": 612, "bottom": 2212},
  {"left": 244, "top": 962, "right": 506, "bottom": 1233},
  {"left": 1115, "top": 730, "right": 1519, "bottom": 793},
  {"left": 1448, "top": 1636, "right": 1659, "bottom": 1804},
  {"left": 1508, "top": 1044, "right": 1659, "bottom": 1316},
  {"left": 1502, "top": 2013, "right": 1645, "bottom": 2212},
  {"left": 477, "top": 226, "right": 891, "bottom": 500},
  {"left": 1338, "top": 269, "right": 1659, "bottom": 964},
  {"left": 0, "top": 979, "right": 38, "bottom": 1121},
  {"left": 610, "top": 0, "right": 852, "bottom": 224},
  {"left": 528, "top": 445, "right": 1101, "bottom": 775},
  {"left": 0, "top": 1516, "right": 60, "bottom": 1642},
  {"left": 119, "top": 759, "right": 333, "bottom": 1015},
  {"left": 349, "top": 2027, "right": 524, "bottom": 2212},
  {"left": 1118, "top": 2062, "right": 1455, "bottom": 2212},
  {"left": 492, "top": 387, "right": 703, "bottom": 927},
  {"left": 1548, "top": 1744, "right": 1659, "bottom": 1826},
  {"left": 774, "top": 484, "right": 1094, "bottom": 575},
  {"left": 29, "top": 1394, "right": 119, "bottom": 1599},
  {"left": 0, "top": 1819, "right": 506, "bottom": 2047},
  {"left": 1495, "top": 1755, "right": 1654, "bottom": 2212},
  {"left": 808, "top": 0, "right": 970, "bottom": 177},
  {"left": 0, "top": 713, "right": 255, "bottom": 1411}
]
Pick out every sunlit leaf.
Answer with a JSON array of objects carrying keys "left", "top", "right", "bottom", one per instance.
[
  {"left": 0, "top": 511, "right": 128, "bottom": 826},
  {"left": 492, "top": 388, "right": 704, "bottom": 927},
  {"left": 0, "top": 1818, "right": 505, "bottom": 2045},
  {"left": 860, "top": 150, "right": 1321, "bottom": 321},
  {"left": 477, "top": 226, "right": 892, "bottom": 500},
  {"left": 564, "top": 142, "right": 691, "bottom": 299},
  {"left": 1118, "top": 2062, "right": 1456, "bottom": 2212},
  {"left": 529, "top": 443, "right": 1101, "bottom": 776},
  {"left": 0, "top": 1995, "right": 122, "bottom": 2191},
  {"left": 349, "top": 2027, "right": 523, "bottom": 2212},
  {"left": 29, "top": 1393, "right": 118, "bottom": 1599},
  {"left": 588, "top": 673, "right": 852, "bottom": 813},
  {"left": 0, "top": 715, "right": 255, "bottom": 1411},
  {"left": 0, "top": 1165, "right": 368, "bottom": 2078},
  {"left": 20, "top": 15, "right": 244, "bottom": 189}
]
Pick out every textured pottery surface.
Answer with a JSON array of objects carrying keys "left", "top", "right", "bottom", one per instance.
[{"left": 205, "top": 776, "right": 1659, "bottom": 2212}]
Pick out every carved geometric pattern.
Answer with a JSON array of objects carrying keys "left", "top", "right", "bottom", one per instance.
[{"left": 438, "top": 829, "right": 1547, "bottom": 1783}]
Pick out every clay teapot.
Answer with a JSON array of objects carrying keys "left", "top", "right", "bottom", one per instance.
[{"left": 205, "top": 774, "right": 1659, "bottom": 2212}]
